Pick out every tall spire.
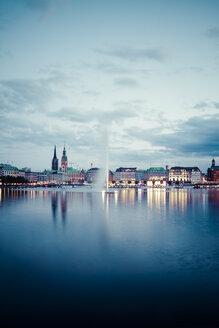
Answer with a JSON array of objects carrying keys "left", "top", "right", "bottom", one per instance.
[
  {"left": 54, "top": 145, "right": 57, "bottom": 158},
  {"left": 63, "top": 145, "right": 66, "bottom": 157},
  {"left": 52, "top": 145, "right": 59, "bottom": 171},
  {"left": 212, "top": 158, "right": 215, "bottom": 167}
]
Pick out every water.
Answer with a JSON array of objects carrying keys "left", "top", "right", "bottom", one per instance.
[{"left": 0, "top": 188, "right": 219, "bottom": 327}]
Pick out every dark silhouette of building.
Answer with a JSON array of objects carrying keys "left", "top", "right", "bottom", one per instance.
[
  {"left": 61, "top": 146, "right": 68, "bottom": 172},
  {"left": 207, "top": 158, "right": 219, "bottom": 181},
  {"left": 52, "top": 145, "right": 59, "bottom": 172}
]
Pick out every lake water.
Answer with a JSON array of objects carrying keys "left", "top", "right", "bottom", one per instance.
[{"left": 0, "top": 187, "right": 219, "bottom": 327}]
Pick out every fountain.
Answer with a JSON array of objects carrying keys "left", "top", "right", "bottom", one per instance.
[{"left": 92, "top": 124, "right": 115, "bottom": 193}]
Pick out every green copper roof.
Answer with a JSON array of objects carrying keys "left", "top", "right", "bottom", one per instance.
[
  {"left": 67, "top": 168, "right": 81, "bottom": 173},
  {"left": 146, "top": 167, "right": 166, "bottom": 172},
  {"left": 0, "top": 163, "right": 19, "bottom": 170}
]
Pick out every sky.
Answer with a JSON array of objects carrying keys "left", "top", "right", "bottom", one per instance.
[{"left": 0, "top": 0, "right": 219, "bottom": 172}]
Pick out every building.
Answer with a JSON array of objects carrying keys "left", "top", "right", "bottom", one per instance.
[
  {"left": 52, "top": 146, "right": 59, "bottom": 172},
  {"left": 0, "top": 163, "right": 25, "bottom": 178},
  {"left": 207, "top": 158, "right": 219, "bottom": 182},
  {"left": 115, "top": 168, "right": 136, "bottom": 184},
  {"left": 67, "top": 168, "right": 85, "bottom": 184},
  {"left": 61, "top": 146, "right": 68, "bottom": 173},
  {"left": 136, "top": 170, "right": 147, "bottom": 182},
  {"left": 25, "top": 171, "right": 38, "bottom": 183},
  {"left": 169, "top": 167, "right": 201, "bottom": 184},
  {"left": 108, "top": 170, "right": 115, "bottom": 184},
  {"left": 145, "top": 167, "right": 169, "bottom": 182}
]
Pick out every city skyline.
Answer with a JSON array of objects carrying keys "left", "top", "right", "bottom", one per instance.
[{"left": 0, "top": 0, "right": 219, "bottom": 171}]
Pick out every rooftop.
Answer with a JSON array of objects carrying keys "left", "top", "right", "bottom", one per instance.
[
  {"left": 146, "top": 167, "right": 166, "bottom": 172},
  {"left": 0, "top": 163, "right": 19, "bottom": 170}
]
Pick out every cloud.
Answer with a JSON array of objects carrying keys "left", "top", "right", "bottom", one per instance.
[
  {"left": 51, "top": 106, "right": 138, "bottom": 124},
  {"left": 96, "top": 46, "right": 169, "bottom": 63},
  {"left": 193, "top": 101, "right": 219, "bottom": 111},
  {"left": 126, "top": 115, "right": 219, "bottom": 157},
  {"left": 193, "top": 101, "right": 209, "bottom": 110},
  {"left": 114, "top": 77, "right": 138, "bottom": 87},
  {"left": 206, "top": 27, "right": 219, "bottom": 38},
  {"left": 0, "top": 78, "right": 54, "bottom": 115},
  {"left": 213, "top": 102, "right": 219, "bottom": 109},
  {"left": 0, "top": 70, "right": 74, "bottom": 115}
]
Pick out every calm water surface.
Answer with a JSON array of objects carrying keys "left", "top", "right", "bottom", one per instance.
[{"left": 0, "top": 188, "right": 219, "bottom": 327}]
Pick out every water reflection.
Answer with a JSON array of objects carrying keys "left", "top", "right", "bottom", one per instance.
[
  {"left": 51, "top": 192, "right": 58, "bottom": 223},
  {"left": 61, "top": 192, "right": 67, "bottom": 225},
  {"left": 0, "top": 187, "right": 218, "bottom": 220},
  {"left": 1, "top": 187, "right": 219, "bottom": 327}
]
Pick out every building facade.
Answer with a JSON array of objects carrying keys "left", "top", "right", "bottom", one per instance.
[
  {"left": 207, "top": 158, "right": 219, "bottom": 182},
  {"left": 169, "top": 167, "right": 201, "bottom": 184},
  {"left": 67, "top": 168, "right": 85, "bottom": 184},
  {"left": 115, "top": 168, "right": 136, "bottom": 184},
  {"left": 0, "top": 164, "right": 25, "bottom": 178},
  {"left": 145, "top": 167, "right": 169, "bottom": 182},
  {"left": 136, "top": 170, "right": 146, "bottom": 182}
]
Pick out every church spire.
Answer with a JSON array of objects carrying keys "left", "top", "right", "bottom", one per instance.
[
  {"left": 54, "top": 145, "right": 57, "bottom": 158},
  {"left": 61, "top": 145, "right": 68, "bottom": 172},
  {"left": 212, "top": 158, "right": 215, "bottom": 167},
  {"left": 52, "top": 145, "right": 59, "bottom": 171}
]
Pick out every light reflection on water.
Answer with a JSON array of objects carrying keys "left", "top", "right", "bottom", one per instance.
[{"left": 0, "top": 188, "right": 219, "bottom": 326}]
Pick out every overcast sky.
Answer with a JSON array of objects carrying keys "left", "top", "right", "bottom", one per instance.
[{"left": 0, "top": 0, "right": 219, "bottom": 172}]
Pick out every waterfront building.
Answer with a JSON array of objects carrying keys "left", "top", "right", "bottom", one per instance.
[
  {"left": 115, "top": 168, "right": 136, "bottom": 185},
  {"left": 108, "top": 170, "right": 115, "bottom": 183},
  {"left": 207, "top": 158, "right": 219, "bottom": 182},
  {"left": 61, "top": 146, "right": 68, "bottom": 173},
  {"left": 44, "top": 170, "right": 68, "bottom": 183},
  {"left": 25, "top": 171, "right": 38, "bottom": 183},
  {"left": 52, "top": 146, "right": 59, "bottom": 172},
  {"left": 136, "top": 170, "right": 147, "bottom": 182},
  {"left": 169, "top": 167, "right": 201, "bottom": 184},
  {"left": 67, "top": 168, "right": 85, "bottom": 184},
  {"left": 145, "top": 167, "right": 169, "bottom": 182},
  {"left": 0, "top": 163, "right": 25, "bottom": 178}
]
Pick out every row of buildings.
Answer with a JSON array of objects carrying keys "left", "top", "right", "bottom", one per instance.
[{"left": 0, "top": 146, "right": 219, "bottom": 185}]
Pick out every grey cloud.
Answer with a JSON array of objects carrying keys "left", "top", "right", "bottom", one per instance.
[
  {"left": 114, "top": 77, "right": 138, "bottom": 87},
  {"left": 193, "top": 101, "right": 219, "bottom": 111},
  {"left": 51, "top": 106, "right": 138, "bottom": 124},
  {"left": 193, "top": 101, "right": 209, "bottom": 110},
  {"left": 213, "top": 102, "right": 219, "bottom": 109},
  {"left": 206, "top": 27, "right": 219, "bottom": 38},
  {"left": 94, "top": 62, "right": 131, "bottom": 75},
  {"left": 126, "top": 115, "right": 219, "bottom": 157},
  {"left": 96, "top": 46, "right": 169, "bottom": 63},
  {"left": 0, "top": 72, "right": 73, "bottom": 115},
  {"left": 0, "top": 78, "right": 53, "bottom": 114},
  {"left": 0, "top": 110, "right": 100, "bottom": 152}
]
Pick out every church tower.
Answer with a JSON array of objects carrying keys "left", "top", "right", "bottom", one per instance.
[
  {"left": 212, "top": 158, "right": 216, "bottom": 167},
  {"left": 52, "top": 145, "right": 59, "bottom": 171},
  {"left": 61, "top": 146, "right": 68, "bottom": 172}
]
